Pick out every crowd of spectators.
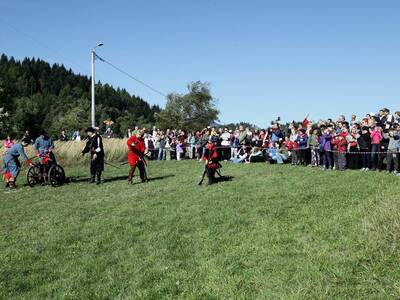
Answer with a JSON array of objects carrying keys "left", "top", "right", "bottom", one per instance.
[{"left": 139, "top": 108, "right": 400, "bottom": 175}]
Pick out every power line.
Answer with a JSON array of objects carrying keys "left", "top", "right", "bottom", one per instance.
[
  {"left": 0, "top": 17, "right": 167, "bottom": 99},
  {"left": 0, "top": 17, "right": 86, "bottom": 71},
  {"left": 96, "top": 54, "right": 167, "bottom": 98}
]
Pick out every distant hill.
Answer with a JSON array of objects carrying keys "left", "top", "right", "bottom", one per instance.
[{"left": 0, "top": 54, "right": 160, "bottom": 139}]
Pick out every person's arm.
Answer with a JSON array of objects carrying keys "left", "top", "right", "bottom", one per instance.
[
  {"left": 17, "top": 145, "right": 31, "bottom": 166},
  {"left": 95, "top": 136, "right": 102, "bottom": 153},
  {"left": 34, "top": 138, "right": 39, "bottom": 151},
  {"left": 50, "top": 138, "right": 55, "bottom": 151},
  {"left": 82, "top": 139, "right": 91, "bottom": 155}
]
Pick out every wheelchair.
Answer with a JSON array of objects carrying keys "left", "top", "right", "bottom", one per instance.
[{"left": 26, "top": 152, "right": 65, "bottom": 187}]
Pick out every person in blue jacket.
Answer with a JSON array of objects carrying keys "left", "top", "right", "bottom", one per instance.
[
  {"left": 2, "top": 137, "right": 32, "bottom": 189},
  {"left": 296, "top": 128, "right": 309, "bottom": 166},
  {"left": 34, "top": 130, "right": 56, "bottom": 165}
]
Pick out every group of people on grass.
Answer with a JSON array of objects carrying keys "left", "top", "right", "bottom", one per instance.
[{"left": 2, "top": 107, "right": 400, "bottom": 189}]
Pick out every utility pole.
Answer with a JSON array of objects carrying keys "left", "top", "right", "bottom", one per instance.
[{"left": 91, "top": 42, "right": 104, "bottom": 127}]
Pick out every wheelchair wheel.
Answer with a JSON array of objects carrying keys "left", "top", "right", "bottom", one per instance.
[
  {"left": 27, "top": 165, "right": 41, "bottom": 187},
  {"left": 48, "top": 165, "right": 65, "bottom": 187}
]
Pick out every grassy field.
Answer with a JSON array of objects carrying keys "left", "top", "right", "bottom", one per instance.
[{"left": 1, "top": 160, "right": 400, "bottom": 299}]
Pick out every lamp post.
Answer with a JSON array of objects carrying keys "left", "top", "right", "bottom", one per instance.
[{"left": 91, "top": 42, "right": 104, "bottom": 127}]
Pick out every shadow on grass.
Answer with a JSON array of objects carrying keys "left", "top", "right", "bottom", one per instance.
[
  {"left": 127, "top": 174, "right": 176, "bottom": 185},
  {"left": 199, "top": 175, "right": 234, "bottom": 186},
  {"left": 67, "top": 174, "right": 175, "bottom": 184}
]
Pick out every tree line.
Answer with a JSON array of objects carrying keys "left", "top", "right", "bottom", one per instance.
[
  {"left": 0, "top": 54, "right": 223, "bottom": 139},
  {"left": 0, "top": 54, "right": 160, "bottom": 139}
]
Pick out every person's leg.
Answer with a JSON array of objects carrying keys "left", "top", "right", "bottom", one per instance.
[
  {"left": 207, "top": 168, "right": 216, "bottom": 185},
  {"left": 90, "top": 159, "right": 96, "bottom": 183},
  {"left": 387, "top": 152, "right": 393, "bottom": 172},
  {"left": 275, "top": 154, "right": 284, "bottom": 164},
  {"left": 340, "top": 153, "right": 347, "bottom": 170},
  {"left": 371, "top": 145, "right": 378, "bottom": 170},
  {"left": 96, "top": 170, "right": 102, "bottom": 184},
  {"left": 327, "top": 152, "right": 333, "bottom": 169},
  {"left": 128, "top": 165, "right": 136, "bottom": 184},
  {"left": 157, "top": 149, "right": 162, "bottom": 160},
  {"left": 137, "top": 161, "right": 146, "bottom": 182}
]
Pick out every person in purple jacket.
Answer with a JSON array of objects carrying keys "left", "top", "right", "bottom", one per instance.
[
  {"left": 296, "top": 128, "right": 309, "bottom": 165},
  {"left": 320, "top": 127, "right": 333, "bottom": 169}
]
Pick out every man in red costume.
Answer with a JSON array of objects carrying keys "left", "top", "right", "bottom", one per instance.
[
  {"left": 201, "top": 136, "right": 221, "bottom": 185},
  {"left": 127, "top": 131, "right": 147, "bottom": 184}
]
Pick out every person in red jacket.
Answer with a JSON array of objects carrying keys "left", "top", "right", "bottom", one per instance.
[
  {"left": 202, "top": 137, "right": 221, "bottom": 185},
  {"left": 127, "top": 131, "right": 147, "bottom": 184},
  {"left": 331, "top": 130, "right": 348, "bottom": 170}
]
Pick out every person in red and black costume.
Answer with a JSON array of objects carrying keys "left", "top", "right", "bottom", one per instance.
[
  {"left": 127, "top": 131, "right": 147, "bottom": 184},
  {"left": 203, "top": 136, "right": 221, "bottom": 185}
]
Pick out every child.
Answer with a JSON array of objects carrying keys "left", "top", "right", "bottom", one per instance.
[
  {"left": 309, "top": 129, "right": 320, "bottom": 167},
  {"left": 176, "top": 140, "right": 184, "bottom": 161},
  {"left": 296, "top": 128, "right": 308, "bottom": 166},
  {"left": 370, "top": 124, "right": 383, "bottom": 171},
  {"left": 320, "top": 128, "right": 333, "bottom": 169},
  {"left": 331, "top": 129, "right": 348, "bottom": 171},
  {"left": 283, "top": 136, "right": 298, "bottom": 165}
]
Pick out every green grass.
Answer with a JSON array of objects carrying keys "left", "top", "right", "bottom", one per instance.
[{"left": 1, "top": 161, "right": 400, "bottom": 299}]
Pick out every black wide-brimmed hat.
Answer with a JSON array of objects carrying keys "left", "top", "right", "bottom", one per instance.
[{"left": 85, "top": 126, "right": 97, "bottom": 133}]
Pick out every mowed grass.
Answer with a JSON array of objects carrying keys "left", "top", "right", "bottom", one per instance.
[{"left": 1, "top": 161, "right": 400, "bottom": 299}]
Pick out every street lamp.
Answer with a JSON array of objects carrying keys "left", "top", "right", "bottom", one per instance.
[{"left": 91, "top": 42, "right": 104, "bottom": 127}]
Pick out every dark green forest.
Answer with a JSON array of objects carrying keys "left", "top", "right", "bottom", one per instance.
[{"left": 0, "top": 54, "right": 160, "bottom": 139}]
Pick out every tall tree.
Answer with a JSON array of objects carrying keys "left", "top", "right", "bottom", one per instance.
[{"left": 155, "top": 81, "right": 219, "bottom": 132}]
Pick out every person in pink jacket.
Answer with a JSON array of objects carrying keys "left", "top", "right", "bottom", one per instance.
[{"left": 370, "top": 125, "right": 383, "bottom": 170}]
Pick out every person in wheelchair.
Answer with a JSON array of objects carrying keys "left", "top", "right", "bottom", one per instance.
[{"left": 34, "top": 130, "right": 56, "bottom": 179}]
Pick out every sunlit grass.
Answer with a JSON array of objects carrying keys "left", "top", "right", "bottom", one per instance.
[{"left": 1, "top": 161, "right": 399, "bottom": 299}]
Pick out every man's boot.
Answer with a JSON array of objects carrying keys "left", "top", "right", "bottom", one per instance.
[
  {"left": 89, "top": 174, "right": 96, "bottom": 184},
  {"left": 96, "top": 172, "right": 102, "bottom": 185}
]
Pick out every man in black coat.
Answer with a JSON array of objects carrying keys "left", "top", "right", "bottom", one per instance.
[{"left": 82, "top": 127, "right": 104, "bottom": 184}]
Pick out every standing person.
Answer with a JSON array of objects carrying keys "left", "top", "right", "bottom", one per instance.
[
  {"left": 387, "top": 128, "right": 399, "bottom": 173},
  {"left": 176, "top": 140, "right": 184, "bottom": 161},
  {"left": 3, "top": 135, "right": 14, "bottom": 149},
  {"left": 2, "top": 137, "right": 32, "bottom": 189},
  {"left": 188, "top": 133, "right": 196, "bottom": 159},
  {"left": 320, "top": 128, "right": 333, "bottom": 169},
  {"left": 347, "top": 127, "right": 360, "bottom": 170},
  {"left": 81, "top": 127, "right": 104, "bottom": 184},
  {"left": 357, "top": 126, "right": 372, "bottom": 171},
  {"left": 238, "top": 125, "right": 247, "bottom": 145},
  {"left": 331, "top": 130, "right": 348, "bottom": 171},
  {"left": 230, "top": 130, "right": 239, "bottom": 160},
  {"left": 157, "top": 134, "right": 166, "bottom": 160},
  {"left": 296, "top": 128, "right": 309, "bottom": 166},
  {"left": 72, "top": 129, "right": 81, "bottom": 141},
  {"left": 127, "top": 131, "right": 147, "bottom": 184},
  {"left": 309, "top": 128, "right": 320, "bottom": 167},
  {"left": 220, "top": 127, "right": 231, "bottom": 160},
  {"left": 370, "top": 124, "right": 383, "bottom": 171}
]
